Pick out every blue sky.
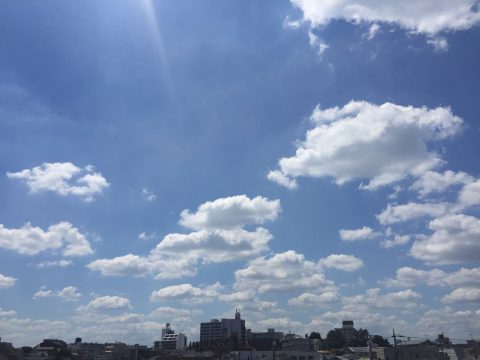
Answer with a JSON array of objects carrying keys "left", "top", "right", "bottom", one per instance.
[{"left": 1, "top": 0, "right": 480, "bottom": 347}]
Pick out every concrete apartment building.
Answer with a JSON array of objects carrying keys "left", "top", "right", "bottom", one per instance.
[
  {"left": 155, "top": 324, "right": 187, "bottom": 351},
  {"left": 200, "top": 310, "right": 246, "bottom": 347}
]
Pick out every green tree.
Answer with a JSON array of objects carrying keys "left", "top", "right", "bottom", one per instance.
[
  {"left": 351, "top": 328, "right": 370, "bottom": 346},
  {"left": 371, "top": 335, "right": 391, "bottom": 347},
  {"left": 325, "top": 329, "right": 346, "bottom": 349},
  {"left": 309, "top": 332, "right": 322, "bottom": 340}
]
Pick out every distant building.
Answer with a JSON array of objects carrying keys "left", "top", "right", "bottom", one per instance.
[
  {"left": 157, "top": 323, "right": 187, "bottom": 351},
  {"left": 335, "top": 321, "right": 356, "bottom": 345},
  {"left": 376, "top": 341, "right": 440, "bottom": 360},
  {"left": 281, "top": 335, "right": 310, "bottom": 352},
  {"left": 200, "top": 310, "right": 246, "bottom": 347},
  {"left": 232, "top": 350, "right": 325, "bottom": 360},
  {"left": 247, "top": 329, "right": 283, "bottom": 350},
  {"left": 200, "top": 319, "right": 223, "bottom": 346},
  {"left": 69, "top": 339, "right": 104, "bottom": 360}
]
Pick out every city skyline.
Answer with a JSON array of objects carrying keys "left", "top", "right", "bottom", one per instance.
[{"left": 1, "top": 0, "right": 480, "bottom": 347}]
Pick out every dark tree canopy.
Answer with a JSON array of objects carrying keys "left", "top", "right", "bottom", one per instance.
[
  {"left": 309, "top": 332, "right": 322, "bottom": 340},
  {"left": 325, "top": 329, "right": 346, "bottom": 349},
  {"left": 371, "top": 335, "right": 391, "bottom": 347}
]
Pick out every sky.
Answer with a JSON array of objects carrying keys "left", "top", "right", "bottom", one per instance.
[{"left": 1, "top": 0, "right": 480, "bottom": 347}]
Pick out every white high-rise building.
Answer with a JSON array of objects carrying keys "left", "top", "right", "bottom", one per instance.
[{"left": 158, "top": 323, "right": 187, "bottom": 351}]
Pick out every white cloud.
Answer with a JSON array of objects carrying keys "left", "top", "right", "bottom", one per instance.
[
  {"left": 442, "top": 287, "right": 480, "bottom": 304},
  {"left": 0, "top": 222, "right": 93, "bottom": 257},
  {"left": 366, "top": 23, "right": 381, "bottom": 39},
  {"left": 7, "top": 162, "right": 109, "bottom": 202},
  {"left": 142, "top": 188, "right": 156, "bottom": 202},
  {"left": 343, "top": 288, "right": 421, "bottom": 309},
  {"left": 308, "top": 31, "right": 329, "bottom": 55},
  {"left": 87, "top": 254, "right": 154, "bottom": 277},
  {"left": 151, "top": 228, "right": 272, "bottom": 263},
  {"left": 37, "top": 259, "right": 73, "bottom": 268},
  {"left": 234, "top": 251, "right": 331, "bottom": 293},
  {"left": 87, "top": 253, "right": 197, "bottom": 279},
  {"left": 0, "top": 308, "right": 16, "bottom": 317},
  {"left": 179, "top": 195, "right": 281, "bottom": 230},
  {"left": 0, "top": 314, "right": 71, "bottom": 347},
  {"left": 150, "top": 283, "right": 222, "bottom": 304},
  {"left": 219, "top": 290, "right": 256, "bottom": 303},
  {"left": 380, "top": 234, "right": 411, "bottom": 248},
  {"left": 376, "top": 202, "right": 449, "bottom": 225},
  {"left": 339, "top": 226, "right": 377, "bottom": 241},
  {"left": 410, "top": 214, "right": 480, "bottom": 264},
  {"left": 82, "top": 296, "right": 132, "bottom": 310},
  {"left": 321, "top": 308, "right": 410, "bottom": 336},
  {"left": 138, "top": 232, "right": 156, "bottom": 241},
  {"left": 0, "top": 274, "right": 17, "bottom": 289},
  {"left": 411, "top": 170, "right": 472, "bottom": 198},
  {"left": 458, "top": 179, "right": 480, "bottom": 209},
  {"left": 267, "top": 170, "right": 298, "bottom": 190},
  {"left": 320, "top": 254, "right": 364, "bottom": 271},
  {"left": 288, "top": 290, "right": 340, "bottom": 306},
  {"left": 427, "top": 37, "right": 449, "bottom": 52},
  {"left": 255, "top": 317, "right": 303, "bottom": 333},
  {"left": 33, "top": 286, "right": 82, "bottom": 301},
  {"left": 269, "top": 101, "right": 462, "bottom": 190},
  {"left": 149, "top": 307, "right": 202, "bottom": 320},
  {"left": 290, "top": 0, "right": 480, "bottom": 35},
  {"left": 89, "top": 195, "right": 279, "bottom": 279},
  {"left": 416, "top": 307, "right": 480, "bottom": 340},
  {"left": 238, "top": 300, "right": 281, "bottom": 314},
  {"left": 384, "top": 266, "right": 480, "bottom": 288}
]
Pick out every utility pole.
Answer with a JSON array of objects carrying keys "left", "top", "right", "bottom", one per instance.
[
  {"left": 392, "top": 329, "right": 398, "bottom": 360},
  {"left": 368, "top": 336, "right": 373, "bottom": 360}
]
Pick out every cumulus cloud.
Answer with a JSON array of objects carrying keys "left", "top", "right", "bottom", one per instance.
[
  {"left": 458, "top": 179, "right": 480, "bottom": 209},
  {"left": 376, "top": 202, "right": 449, "bottom": 225},
  {"left": 179, "top": 195, "right": 281, "bottom": 230},
  {"left": 0, "top": 273, "right": 17, "bottom": 289},
  {"left": 152, "top": 228, "right": 272, "bottom": 263},
  {"left": 88, "top": 195, "right": 279, "bottom": 279},
  {"left": 384, "top": 266, "right": 480, "bottom": 288},
  {"left": 87, "top": 254, "right": 197, "bottom": 279},
  {"left": 267, "top": 170, "right": 298, "bottom": 190},
  {"left": 150, "top": 283, "right": 222, "bottom": 304},
  {"left": 442, "top": 287, "right": 480, "bottom": 304},
  {"left": 290, "top": 0, "right": 480, "bottom": 35},
  {"left": 380, "top": 234, "right": 411, "bottom": 248},
  {"left": 149, "top": 307, "right": 202, "bottom": 320},
  {"left": 410, "top": 214, "right": 480, "bottom": 264},
  {"left": 0, "top": 222, "right": 93, "bottom": 257},
  {"left": 256, "top": 317, "right": 303, "bottom": 332},
  {"left": 416, "top": 307, "right": 480, "bottom": 340},
  {"left": 268, "top": 101, "right": 462, "bottom": 190},
  {"left": 234, "top": 251, "right": 331, "bottom": 293},
  {"left": 288, "top": 290, "right": 340, "bottom": 306},
  {"left": 343, "top": 288, "right": 421, "bottom": 309},
  {"left": 7, "top": 162, "right": 109, "bottom": 202},
  {"left": 37, "top": 260, "right": 73, "bottom": 268},
  {"left": 339, "top": 226, "right": 377, "bottom": 241},
  {"left": 411, "top": 170, "right": 473, "bottom": 198},
  {"left": 33, "top": 286, "right": 82, "bottom": 301},
  {"left": 219, "top": 290, "right": 256, "bottom": 303},
  {"left": 320, "top": 254, "right": 364, "bottom": 271},
  {"left": 81, "top": 296, "right": 132, "bottom": 311},
  {"left": 0, "top": 313, "right": 71, "bottom": 347}
]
